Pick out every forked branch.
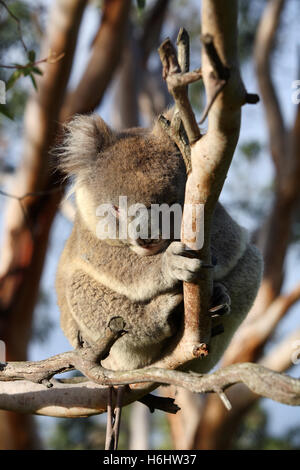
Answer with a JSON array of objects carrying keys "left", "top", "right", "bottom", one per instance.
[
  {"left": 154, "top": 1, "right": 260, "bottom": 372},
  {"left": 1, "top": 355, "right": 300, "bottom": 417}
]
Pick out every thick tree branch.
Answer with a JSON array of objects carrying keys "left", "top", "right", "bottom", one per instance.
[
  {"left": 0, "top": 0, "right": 87, "bottom": 358},
  {"left": 156, "top": 0, "right": 255, "bottom": 365},
  {"left": 227, "top": 4, "right": 300, "bottom": 358},
  {"left": 112, "top": 0, "right": 171, "bottom": 129},
  {"left": 254, "top": 0, "right": 286, "bottom": 174},
  {"left": 111, "top": 26, "right": 141, "bottom": 130},
  {"left": 222, "top": 329, "right": 300, "bottom": 419},
  {"left": 261, "top": 328, "right": 300, "bottom": 371},
  {"left": 252, "top": 0, "right": 300, "bottom": 311},
  {"left": 250, "top": 84, "right": 300, "bottom": 317},
  {"left": 0, "top": 1, "right": 88, "bottom": 447},
  {"left": 193, "top": 329, "right": 300, "bottom": 450},
  {"left": 1, "top": 359, "right": 300, "bottom": 417},
  {"left": 61, "top": 0, "right": 131, "bottom": 120},
  {"left": 191, "top": 1, "right": 300, "bottom": 449},
  {"left": 140, "top": 0, "right": 170, "bottom": 67},
  {"left": 0, "top": 0, "right": 131, "bottom": 447},
  {"left": 223, "top": 282, "right": 300, "bottom": 365}
]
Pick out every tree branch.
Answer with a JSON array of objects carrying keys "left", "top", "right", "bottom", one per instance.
[
  {"left": 193, "top": 329, "right": 300, "bottom": 450},
  {"left": 0, "top": 0, "right": 87, "bottom": 357},
  {"left": 0, "top": 0, "right": 28, "bottom": 52},
  {"left": 158, "top": 36, "right": 201, "bottom": 145},
  {"left": 251, "top": 44, "right": 300, "bottom": 317},
  {"left": 251, "top": 0, "right": 300, "bottom": 312},
  {"left": 61, "top": 0, "right": 131, "bottom": 120},
  {"left": 223, "top": 282, "right": 300, "bottom": 365},
  {"left": 254, "top": 0, "right": 286, "bottom": 174},
  {"left": 140, "top": 0, "right": 170, "bottom": 67},
  {"left": 0, "top": 2, "right": 88, "bottom": 446},
  {"left": 261, "top": 328, "right": 300, "bottom": 371},
  {"left": 1, "top": 358, "right": 300, "bottom": 417},
  {"left": 156, "top": 0, "right": 256, "bottom": 365}
]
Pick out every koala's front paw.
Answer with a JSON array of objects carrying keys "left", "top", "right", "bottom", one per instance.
[
  {"left": 209, "top": 282, "right": 231, "bottom": 317},
  {"left": 163, "top": 241, "right": 204, "bottom": 284}
]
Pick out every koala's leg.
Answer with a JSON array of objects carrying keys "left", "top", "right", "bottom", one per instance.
[{"left": 190, "top": 243, "right": 263, "bottom": 374}]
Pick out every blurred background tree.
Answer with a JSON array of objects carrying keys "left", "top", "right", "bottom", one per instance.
[{"left": 0, "top": 0, "right": 299, "bottom": 450}]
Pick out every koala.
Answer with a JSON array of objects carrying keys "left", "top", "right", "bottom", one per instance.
[{"left": 55, "top": 113, "right": 263, "bottom": 373}]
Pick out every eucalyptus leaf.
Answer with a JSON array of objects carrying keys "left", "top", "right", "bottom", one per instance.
[
  {"left": 32, "top": 66, "right": 43, "bottom": 75},
  {"left": 0, "top": 104, "right": 14, "bottom": 120},
  {"left": 6, "top": 70, "right": 22, "bottom": 90},
  {"left": 137, "top": 0, "right": 146, "bottom": 10},
  {"left": 28, "top": 49, "right": 36, "bottom": 63},
  {"left": 23, "top": 67, "right": 32, "bottom": 77},
  {"left": 29, "top": 73, "right": 37, "bottom": 90}
]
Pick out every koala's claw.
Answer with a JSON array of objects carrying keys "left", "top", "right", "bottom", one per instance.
[
  {"left": 77, "top": 330, "right": 85, "bottom": 348},
  {"left": 209, "top": 282, "right": 231, "bottom": 318}
]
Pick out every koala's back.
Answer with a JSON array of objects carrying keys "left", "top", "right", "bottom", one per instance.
[{"left": 210, "top": 203, "right": 249, "bottom": 279}]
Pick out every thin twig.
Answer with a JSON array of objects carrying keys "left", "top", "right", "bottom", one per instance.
[
  {"left": 201, "top": 34, "right": 230, "bottom": 81},
  {"left": 105, "top": 387, "right": 113, "bottom": 449},
  {"left": 196, "top": 34, "right": 231, "bottom": 124},
  {"left": 198, "top": 79, "right": 226, "bottom": 124},
  {"left": 158, "top": 36, "right": 201, "bottom": 145},
  {"left": 158, "top": 114, "right": 191, "bottom": 173},
  {"left": 0, "top": 187, "right": 63, "bottom": 241},
  {"left": 0, "top": 52, "right": 65, "bottom": 70},
  {"left": 217, "top": 390, "right": 232, "bottom": 411},
  {"left": 177, "top": 27, "right": 190, "bottom": 75},
  {"left": 0, "top": 187, "right": 62, "bottom": 202},
  {"left": 113, "top": 385, "right": 125, "bottom": 449}
]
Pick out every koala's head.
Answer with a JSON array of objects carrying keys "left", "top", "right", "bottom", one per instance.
[{"left": 58, "top": 113, "right": 186, "bottom": 255}]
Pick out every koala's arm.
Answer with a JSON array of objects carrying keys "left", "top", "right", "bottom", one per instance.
[
  {"left": 74, "top": 202, "right": 254, "bottom": 305},
  {"left": 79, "top": 239, "right": 202, "bottom": 302}
]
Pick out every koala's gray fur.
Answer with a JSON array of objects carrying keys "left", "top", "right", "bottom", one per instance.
[{"left": 56, "top": 113, "right": 263, "bottom": 372}]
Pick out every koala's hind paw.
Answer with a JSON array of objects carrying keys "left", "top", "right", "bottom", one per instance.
[{"left": 209, "top": 282, "right": 231, "bottom": 318}]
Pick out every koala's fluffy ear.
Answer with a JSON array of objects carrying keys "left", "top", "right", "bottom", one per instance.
[{"left": 57, "top": 114, "right": 114, "bottom": 178}]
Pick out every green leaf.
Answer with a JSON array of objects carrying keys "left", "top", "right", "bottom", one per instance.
[
  {"left": 137, "top": 0, "right": 146, "bottom": 9},
  {"left": 32, "top": 66, "right": 43, "bottom": 75},
  {"left": 29, "top": 73, "right": 37, "bottom": 90},
  {"left": 27, "top": 49, "right": 36, "bottom": 63},
  {"left": 240, "top": 140, "right": 261, "bottom": 161},
  {"left": 23, "top": 67, "right": 32, "bottom": 77},
  {"left": 6, "top": 69, "right": 22, "bottom": 90},
  {"left": 0, "top": 104, "right": 14, "bottom": 120}
]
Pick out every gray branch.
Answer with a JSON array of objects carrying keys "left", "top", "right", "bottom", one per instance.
[{"left": 0, "top": 356, "right": 300, "bottom": 417}]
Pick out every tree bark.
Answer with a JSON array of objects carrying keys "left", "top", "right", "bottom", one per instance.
[
  {"left": 0, "top": 0, "right": 131, "bottom": 449},
  {"left": 189, "top": 0, "right": 300, "bottom": 450},
  {"left": 0, "top": 0, "right": 87, "bottom": 449},
  {"left": 61, "top": 0, "right": 131, "bottom": 120}
]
